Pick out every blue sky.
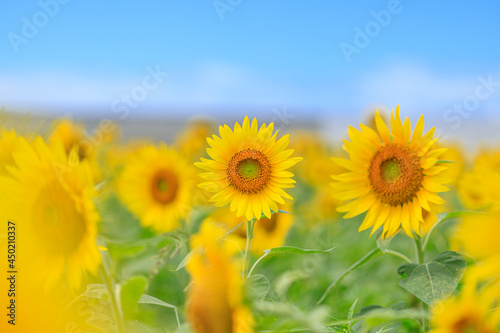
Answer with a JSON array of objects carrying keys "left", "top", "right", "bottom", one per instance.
[{"left": 1, "top": 0, "right": 500, "bottom": 123}]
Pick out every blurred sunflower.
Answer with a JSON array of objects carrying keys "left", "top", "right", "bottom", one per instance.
[
  {"left": 453, "top": 211, "right": 500, "bottom": 281},
  {"left": 458, "top": 148, "right": 500, "bottom": 210},
  {"left": 174, "top": 117, "right": 215, "bottom": 162},
  {"left": 195, "top": 116, "right": 302, "bottom": 221},
  {"left": 251, "top": 204, "right": 293, "bottom": 254},
  {"left": 174, "top": 118, "right": 218, "bottom": 207},
  {"left": 118, "top": 143, "right": 194, "bottom": 232},
  {"left": 332, "top": 107, "right": 451, "bottom": 238},
  {"left": 430, "top": 282, "right": 500, "bottom": 333},
  {"left": 0, "top": 136, "right": 100, "bottom": 290},
  {"left": 203, "top": 205, "right": 293, "bottom": 255},
  {"left": 186, "top": 222, "right": 254, "bottom": 333},
  {"left": 290, "top": 131, "right": 344, "bottom": 222},
  {"left": 48, "top": 119, "right": 106, "bottom": 181}
]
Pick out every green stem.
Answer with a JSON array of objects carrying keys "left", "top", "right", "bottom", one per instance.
[
  {"left": 317, "top": 247, "right": 382, "bottom": 305},
  {"left": 414, "top": 236, "right": 429, "bottom": 332},
  {"left": 242, "top": 218, "right": 255, "bottom": 278},
  {"left": 248, "top": 253, "right": 268, "bottom": 278},
  {"left": 414, "top": 236, "right": 425, "bottom": 264},
  {"left": 99, "top": 258, "right": 125, "bottom": 333},
  {"left": 384, "top": 249, "right": 412, "bottom": 263}
]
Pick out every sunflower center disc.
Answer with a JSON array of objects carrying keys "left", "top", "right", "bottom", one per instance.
[
  {"left": 381, "top": 159, "right": 402, "bottom": 183},
  {"left": 227, "top": 148, "right": 271, "bottom": 194},
  {"left": 151, "top": 169, "right": 178, "bottom": 204},
  {"left": 369, "top": 143, "right": 424, "bottom": 206},
  {"left": 237, "top": 159, "right": 262, "bottom": 179}
]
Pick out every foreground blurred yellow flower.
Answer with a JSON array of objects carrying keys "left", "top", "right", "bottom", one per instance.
[
  {"left": 196, "top": 116, "right": 302, "bottom": 221},
  {"left": 186, "top": 223, "right": 254, "bottom": 333},
  {"left": 0, "top": 129, "right": 19, "bottom": 175},
  {"left": 0, "top": 136, "right": 100, "bottom": 290},
  {"left": 430, "top": 283, "right": 500, "bottom": 333},
  {"left": 332, "top": 107, "right": 451, "bottom": 238},
  {"left": 118, "top": 143, "right": 194, "bottom": 232}
]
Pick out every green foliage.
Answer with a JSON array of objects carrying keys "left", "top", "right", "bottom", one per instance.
[
  {"left": 397, "top": 251, "right": 467, "bottom": 306},
  {"left": 120, "top": 276, "right": 147, "bottom": 318},
  {"left": 246, "top": 274, "right": 271, "bottom": 302}
]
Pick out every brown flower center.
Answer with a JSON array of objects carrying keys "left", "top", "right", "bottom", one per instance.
[
  {"left": 369, "top": 143, "right": 423, "bottom": 206},
  {"left": 260, "top": 213, "right": 279, "bottom": 233},
  {"left": 151, "top": 169, "right": 178, "bottom": 204},
  {"left": 227, "top": 149, "right": 271, "bottom": 194}
]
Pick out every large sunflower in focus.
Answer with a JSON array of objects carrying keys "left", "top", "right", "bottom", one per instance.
[
  {"left": 196, "top": 116, "right": 302, "bottom": 221},
  {"left": 118, "top": 143, "right": 194, "bottom": 232},
  {"left": 332, "top": 107, "right": 451, "bottom": 238},
  {"left": 0, "top": 136, "right": 100, "bottom": 290}
]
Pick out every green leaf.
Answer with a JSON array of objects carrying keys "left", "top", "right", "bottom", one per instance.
[
  {"left": 120, "top": 276, "right": 147, "bottom": 317},
  {"left": 138, "top": 294, "right": 181, "bottom": 329},
  {"left": 138, "top": 294, "right": 178, "bottom": 309},
  {"left": 81, "top": 284, "right": 108, "bottom": 299},
  {"left": 246, "top": 274, "right": 270, "bottom": 302},
  {"left": 173, "top": 246, "right": 201, "bottom": 272},
  {"left": 264, "top": 246, "right": 335, "bottom": 255},
  {"left": 107, "top": 242, "right": 147, "bottom": 259},
  {"left": 347, "top": 298, "right": 358, "bottom": 329},
  {"left": 376, "top": 235, "right": 393, "bottom": 254},
  {"left": 397, "top": 251, "right": 466, "bottom": 307}
]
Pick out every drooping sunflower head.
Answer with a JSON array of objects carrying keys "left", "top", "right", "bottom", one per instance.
[
  {"left": 332, "top": 107, "right": 452, "bottom": 238},
  {"left": 196, "top": 116, "right": 302, "bottom": 221},
  {"left": 0, "top": 136, "right": 101, "bottom": 291},
  {"left": 186, "top": 223, "right": 254, "bottom": 333},
  {"left": 118, "top": 143, "right": 194, "bottom": 232}
]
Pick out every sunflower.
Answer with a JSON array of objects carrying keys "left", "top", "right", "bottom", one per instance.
[
  {"left": 430, "top": 282, "right": 500, "bottom": 333},
  {"left": 0, "top": 129, "right": 19, "bottom": 175},
  {"left": 48, "top": 119, "right": 104, "bottom": 181},
  {"left": 290, "top": 131, "right": 344, "bottom": 222},
  {"left": 0, "top": 136, "right": 101, "bottom": 291},
  {"left": 331, "top": 107, "right": 451, "bottom": 238},
  {"left": 251, "top": 204, "right": 293, "bottom": 254},
  {"left": 186, "top": 222, "right": 254, "bottom": 333},
  {"left": 458, "top": 148, "right": 500, "bottom": 211},
  {"left": 118, "top": 143, "right": 194, "bottom": 232},
  {"left": 202, "top": 205, "right": 293, "bottom": 255},
  {"left": 196, "top": 116, "right": 302, "bottom": 221},
  {"left": 174, "top": 117, "right": 216, "bottom": 162}
]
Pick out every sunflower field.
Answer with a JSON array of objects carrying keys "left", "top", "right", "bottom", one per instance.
[{"left": 1, "top": 107, "right": 500, "bottom": 333}]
